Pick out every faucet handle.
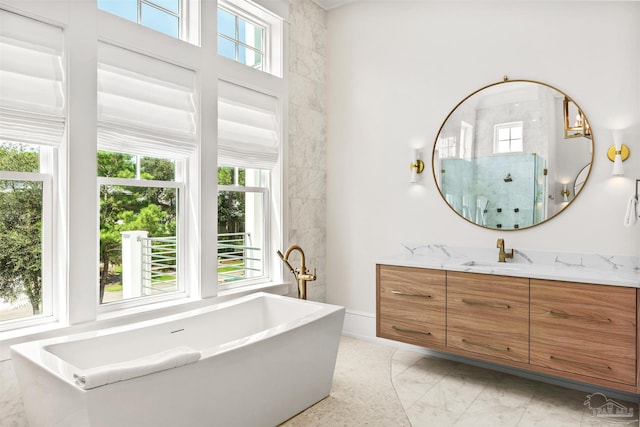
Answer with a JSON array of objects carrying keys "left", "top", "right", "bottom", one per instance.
[{"left": 298, "top": 268, "right": 317, "bottom": 281}]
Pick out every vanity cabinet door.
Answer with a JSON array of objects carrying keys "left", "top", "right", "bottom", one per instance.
[
  {"left": 376, "top": 264, "right": 446, "bottom": 348},
  {"left": 530, "top": 279, "right": 636, "bottom": 386},
  {"left": 447, "top": 272, "right": 529, "bottom": 363}
]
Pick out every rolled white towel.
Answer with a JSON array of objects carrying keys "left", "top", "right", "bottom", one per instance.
[
  {"left": 73, "top": 346, "right": 201, "bottom": 390},
  {"left": 624, "top": 195, "right": 637, "bottom": 228}
]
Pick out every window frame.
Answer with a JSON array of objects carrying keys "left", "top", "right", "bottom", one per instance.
[
  {"left": 0, "top": 159, "right": 55, "bottom": 332},
  {"left": 141, "top": 0, "right": 182, "bottom": 39},
  {"left": 217, "top": 0, "right": 283, "bottom": 77},
  {"left": 437, "top": 135, "right": 458, "bottom": 159},
  {"left": 96, "top": 159, "right": 187, "bottom": 313},
  {"left": 218, "top": 5, "right": 267, "bottom": 72},
  {"left": 98, "top": 0, "right": 190, "bottom": 41},
  {"left": 493, "top": 121, "right": 524, "bottom": 154},
  {"left": 217, "top": 167, "right": 271, "bottom": 291}
]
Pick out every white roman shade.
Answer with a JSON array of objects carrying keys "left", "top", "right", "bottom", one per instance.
[
  {"left": 0, "top": 10, "right": 65, "bottom": 145},
  {"left": 97, "top": 42, "right": 197, "bottom": 158},
  {"left": 218, "top": 80, "right": 279, "bottom": 169}
]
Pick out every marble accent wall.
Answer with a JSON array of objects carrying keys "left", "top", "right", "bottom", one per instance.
[{"left": 287, "top": 0, "right": 328, "bottom": 301}]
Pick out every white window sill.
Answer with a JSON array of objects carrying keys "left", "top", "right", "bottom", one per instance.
[{"left": 0, "top": 281, "right": 289, "bottom": 361}]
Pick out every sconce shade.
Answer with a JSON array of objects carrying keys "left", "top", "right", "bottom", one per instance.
[
  {"left": 608, "top": 130, "right": 629, "bottom": 176},
  {"left": 612, "top": 155, "right": 625, "bottom": 176}
]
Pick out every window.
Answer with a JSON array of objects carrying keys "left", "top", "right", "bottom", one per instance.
[
  {"left": 217, "top": 0, "right": 284, "bottom": 76},
  {"left": 98, "top": 151, "right": 182, "bottom": 305},
  {"left": 98, "top": 0, "right": 182, "bottom": 39},
  {"left": 97, "top": 43, "right": 196, "bottom": 309},
  {"left": 0, "top": 143, "right": 53, "bottom": 325},
  {"left": 217, "top": 80, "right": 280, "bottom": 289},
  {"left": 438, "top": 136, "right": 457, "bottom": 159},
  {"left": 218, "top": 166, "right": 268, "bottom": 285},
  {"left": 218, "top": 6, "right": 265, "bottom": 71},
  {"left": 0, "top": 10, "right": 63, "bottom": 330},
  {"left": 494, "top": 122, "right": 523, "bottom": 154},
  {"left": 459, "top": 121, "right": 473, "bottom": 159}
]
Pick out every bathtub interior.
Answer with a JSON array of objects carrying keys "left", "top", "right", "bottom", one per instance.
[{"left": 43, "top": 293, "right": 327, "bottom": 370}]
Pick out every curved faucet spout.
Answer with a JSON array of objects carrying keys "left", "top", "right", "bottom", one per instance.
[
  {"left": 277, "top": 245, "right": 316, "bottom": 300},
  {"left": 283, "top": 245, "right": 306, "bottom": 269},
  {"left": 277, "top": 250, "right": 296, "bottom": 275}
]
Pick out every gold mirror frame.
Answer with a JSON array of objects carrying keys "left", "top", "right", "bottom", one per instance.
[{"left": 431, "top": 77, "right": 594, "bottom": 231}]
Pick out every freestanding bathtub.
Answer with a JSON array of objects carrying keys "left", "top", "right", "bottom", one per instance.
[{"left": 10, "top": 292, "right": 345, "bottom": 427}]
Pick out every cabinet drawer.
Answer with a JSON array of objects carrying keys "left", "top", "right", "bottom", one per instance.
[
  {"left": 377, "top": 265, "right": 446, "bottom": 347},
  {"left": 378, "top": 265, "right": 446, "bottom": 325},
  {"left": 530, "top": 279, "right": 637, "bottom": 386},
  {"left": 379, "top": 316, "right": 446, "bottom": 347},
  {"left": 447, "top": 272, "right": 529, "bottom": 363}
]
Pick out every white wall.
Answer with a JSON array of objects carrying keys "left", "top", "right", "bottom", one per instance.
[{"left": 326, "top": 1, "right": 640, "bottom": 317}]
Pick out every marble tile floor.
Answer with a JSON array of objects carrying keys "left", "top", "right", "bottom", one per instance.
[
  {"left": 392, "top": 346, "right": 640, "bottom": 427},
  {"left": 288, "top": 337, "right": 639, "bottom": 427}
]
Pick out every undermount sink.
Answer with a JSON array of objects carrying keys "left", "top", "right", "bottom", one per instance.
[{"left": 458, "top": 260, "right": 523, "bottom": 271}]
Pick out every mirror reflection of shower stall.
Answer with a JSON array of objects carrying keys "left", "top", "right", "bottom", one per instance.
[{"left": 440, "top": 154, "right": 546, "bottom": 229}]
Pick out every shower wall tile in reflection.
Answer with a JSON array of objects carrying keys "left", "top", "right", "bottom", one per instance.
[{"left": 442, "top": 154, "right": 546, "bottom": 229}]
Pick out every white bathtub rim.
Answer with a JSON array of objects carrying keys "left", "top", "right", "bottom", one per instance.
[{"left": 11, "top": 292, "right": 345, "bottom": 391}]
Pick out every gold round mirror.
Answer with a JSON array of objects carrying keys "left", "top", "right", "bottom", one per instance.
[{"left": 432, "top": 78, "right": 593, "bottom": 230}]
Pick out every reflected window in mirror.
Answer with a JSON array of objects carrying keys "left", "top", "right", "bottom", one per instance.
[
  {"left": 494, "top": 121, "right": 523, "bottom": 154},
  {"left": 460, "top": 121, "right": 474, "bottom": 159},
  {"left": 439, "top": 135, "right": 458, "bottom": 159}
]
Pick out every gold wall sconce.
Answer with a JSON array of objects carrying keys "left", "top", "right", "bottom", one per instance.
[
  {"left": 560, "top": 183, "right": 570, "bottom": 202},
  {"left": 409, "top": 149, "right": 424, "bottom": 183},
  {"left": 563, "top": 97, "right": 591, "bottom": 139},
  {"left": 608, "top": 130, "right": 630, "bottom": 176}
]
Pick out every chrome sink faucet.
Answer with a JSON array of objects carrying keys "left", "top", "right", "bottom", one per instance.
[
  {"left": 497, "top": 238, "right": 514, "bottom": 263},
  {"left": 277, "top": 245, "right": 316, "bottom": 300}
]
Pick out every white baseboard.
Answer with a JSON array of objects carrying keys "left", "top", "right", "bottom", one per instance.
[{"left": 341, "top": 309, "right": 376, "bottom": 341}]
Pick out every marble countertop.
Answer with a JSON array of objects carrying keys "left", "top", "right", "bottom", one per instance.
[{"left": 378, "top": 244, "right": 640, "bottom": 288}]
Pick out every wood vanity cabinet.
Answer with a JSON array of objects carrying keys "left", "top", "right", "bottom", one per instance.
[
  {"left": 447, "top": 272, "right": 529, "bottom": 363},
  {"left": 376, "top": 265, "right": 446, "bottom": 349},
  {"left": 376, "top": 264, "right": 640, "bottom": 394},
  {"left": 530, "top": 279, "right": 637, "bottom": 387}
]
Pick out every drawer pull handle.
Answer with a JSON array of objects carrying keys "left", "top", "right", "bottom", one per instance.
[
  {"left": 392, "top": 325, "right": 431, "bottom": 336},
  {"left": 549, "top": 355, "right": 612, "bottom": 374},
  {"left": 461, "top": 338, "right": 510, "bottom": 352},
  {"left": 549, "top": 310, "right": 612, "bottom": 323},
  {"left": 461, "top": 299, "right": 510, "bottom": 309},
  {"left": 391, "top": 290, "right": 432, "bottom": 298}
]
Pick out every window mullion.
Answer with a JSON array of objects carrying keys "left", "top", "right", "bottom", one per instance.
[
  {"left": 235, "top": 14, "right": 240, "bottom": 62},
  {"left": 219, "top": 184, "right": 267, "bottom": 193},
  {"left": 141, "top": 0, "right": 181, "bottom": 18},
  {"left": 0, "top": 171, "right": 47, "bottom": 181},
  {"left": 98, "top": 176, "right": 181, "bottom": 189}
]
